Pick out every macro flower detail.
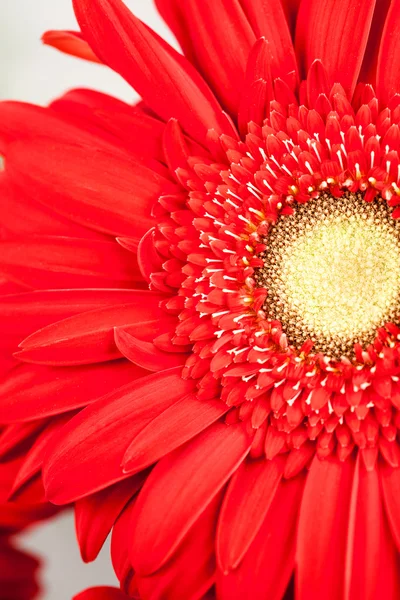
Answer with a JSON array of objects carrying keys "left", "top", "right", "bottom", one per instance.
[{"left": 2, "top": 0, "right": 400, "bottom": 598}]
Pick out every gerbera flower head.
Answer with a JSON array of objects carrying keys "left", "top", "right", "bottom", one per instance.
[{"left": 2, "top": 0, "right": 400, "bottom": 598}]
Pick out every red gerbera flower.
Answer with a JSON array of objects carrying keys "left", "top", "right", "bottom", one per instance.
[{"left": 2, "top": 0, "right": 400, "bottom": 597}]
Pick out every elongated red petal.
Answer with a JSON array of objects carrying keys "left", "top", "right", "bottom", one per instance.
[
  {"left": 359, "top": 0, "right": 391, "bottom": 84},
  {"left": 68, "top": 109, "right": 167, "bottom": 164},
  {"left": 0, "top": 421, "right": 47, "bottom": 458},
  {"left": 51, "top": 88, "right": 136, "bottom": 116},
  {"left": 136, "top": 229, "right": 164, "bottom": 282},
  {"left": 0, "top": 361, "right": 143, "bottom": 423},
  {"left": 43, "top": 369, "right": 195, "bottom": 503},
  {"left": 217, "top": 475, "right": 305, "bottom": 600},
  {"left": 154, "top": 0, "right": 197, "bottom": 63},
  {"left": 0, "top": 174, "right": 99, "bottom": 240},
  {"left": 75, "top": 476, "right": 144, "bottom": 562},
  {"left": 296, "top": 455, "right": 356, "bottom": 600},
  {"left": 0, "top": 288, "right": 145, "bottom": 356},
  {"left": 10, "top": 415, "right": 71, "bottom": 497},
  {"left": 48, "top": 89, "right": 155, "bottom": 151},
  {"left": 217, "top": 455, "right": 284, "bottom": 572},
  {"left": 0, "top": 237, "right": 142, "bottom": 290},
  {"left": 381, "top": 462, "right": 400, "bottom": 551},
  {"left": 114, "top": 328, "right": 185, "bottom": 371},
  {"left": 130, "top": 422, "right": 251, "bottom": 575},
  {"left": 15, "top": 293, "right": 166, "bottom": 366},
  {"left": 240, "top": 0, "right": 298, "bottom": 84},
  {"left": 111, "top": 500, "right": 137, "bottom": 595},
  {"left": 136, "top": 494, "right": 220, "bottom": 600},
  {"left": 122, "top": 394, "right": 228, "bottom": 473},
  {"left": 295, "top": 0, "right": 376, "bottom": 97},
  {"left": 373, "top": 491, "right": 400, "bottom": 599},
  {"left": 176, "top": 0, "right": 255, "bottom": 114},
  {"left": 376, "top": 0, "right": 400, "bottom": 105},
  {"left": 73, "top": 0, "right": 230, "bottom": 143},
  {"left": 7, "top": 140, "right": 175, "bottom": 240},
  {"left": 345, "top": 459, "right": 394, "bottom": 599},
  {"left": 42, "top": 30, "right": 103, "bottom": 63},
  {"left": 0, "top": 101, "right": 124, "bottom": 155}
]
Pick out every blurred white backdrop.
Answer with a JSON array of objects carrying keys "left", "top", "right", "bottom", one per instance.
[
  {"left": 0, "top": 1, "right": 176, "bottom": 599},
  {"left": 0, "top": 0, "right": 176, "bottom": 104}
]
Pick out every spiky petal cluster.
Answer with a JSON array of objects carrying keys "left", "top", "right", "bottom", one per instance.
[{"left": 144, "top": 72, "right": 400, "bottom": 472}]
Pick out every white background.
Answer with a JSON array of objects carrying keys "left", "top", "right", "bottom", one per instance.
[{"left": 0, "top": 1, "right": 175, "bottom": 598}]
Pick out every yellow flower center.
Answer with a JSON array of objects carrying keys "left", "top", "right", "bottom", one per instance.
[{"left": 256, "top": 192, "right": 400, "bottom": 358}]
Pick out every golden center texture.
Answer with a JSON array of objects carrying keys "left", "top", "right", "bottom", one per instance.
[{"left": 256, "top": 192, "right": 400, "bottom": 358}]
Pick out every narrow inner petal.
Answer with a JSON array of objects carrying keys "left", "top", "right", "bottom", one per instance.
[{"left": 256, "top": 192, "right": 400, "bottom": 358}]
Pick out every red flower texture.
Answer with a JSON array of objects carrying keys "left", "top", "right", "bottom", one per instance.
[
  {"left": 3, "top": 0, "right": 400, "bottom": 597},
  {"left": 0, "top": 536, "right": 41, "bottom": 600},
  {"left": 73, "top": 588, "right": 132, "bottom": 600},
  {"left": 73, "top": 582, "right": 294, "bottom": 600}
]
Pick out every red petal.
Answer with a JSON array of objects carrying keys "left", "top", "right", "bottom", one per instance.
[
  {"left": 10, "top": 415, "right": 72, "bottom": 497},
  {"left": 295, "top": 0, "right": 376, "bottom": 97},
  {"left": 381, "top": 462, "right": 400, "bottom": 551},
  {"left": 296, "top": 455, "right": 356, "bottom": 600},
  {"left": 154, "top": 0, "right": 197, "bottom": 64},
  {"left": 216, "top": 456, "right": 284, "bottom": 572},
  {"left": 136, "top": 494, "right": 220, "bottom": 600},
  {"left": 176, "top": 0, "right": 255, "bottom": 114},
  {"left": 0, "top": 237, "right": 142, "bottom": 290},
  {"left": 49, "top": 89, "right": 158, "bottom": 154},
  {"left": 0, "top": 360, "right": 143, "bottom": 423},
  {"left": 136, "top": 229, "right": 163, "bottom": 282},
  {"left": 238, "top": 79, "right": 268, "bottom": 135},
  {"left": 76, "top": 109, "right": 167, "bottom": 165},
  {"left": 43, "top": 368, "right": 195, "bottom": 503},
  {"left": 51, "top": 87, "right": 137, "bottom": 115},
  {"left": 75, "top": 476, "right": 144, "bottom": 562},
  {"left": 111, "top": 500, "right": 137, "bottom": 595},
  {"left": 377, "top": 0, "right": 400, "bottom": 105},
  {"left": 0, "top": 288, "right": 144, "bottom": 353},
  {"left": 0, "top": 173, "right": 100, "bottom": 239},
  {"left": 345, "top": 458, "right": 399, "bottom": 599},
  {"left": 7, "top": 140, "right": 174, "bottom": 240},
  {"left": 73, "top": 0, "right": 229, "bottom": 143},
  {"left": 11, "top": 471, "right": 48, "bottom": 505},
  {"left": 130, "top": 422, "right": 251, "bottom": 575},
  {"left": 73, "top": 588, "right": 129, "bottom": 600},
  {"left": 307, "top": 59, "right": 330, "bottom": 107},
  {"left": 0, "top": 421, "right": 47, "bottom": 458},
  {"left": 217, "top": 475, "right": 305, "bottom": 600},
  {"left": 0, "top": 101, "right": 124, "bottom": 155},
  {"left": 240, "top": 0, "right": 298, "bottom": 84},
  {"left": 16, "top": 294, "right": 166, "bottom": 366},
  {"left": 122, "top": 394, "right": 228, "bottom": 473},
  {"left": 42, "top": 30, "right": 103, "bottom": 63},
  {"left": 114, "top": 327, "right": 185, "bottom": 371},
  {"left": 359, "top": 0, "right": 391, "bottom": 84}
]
